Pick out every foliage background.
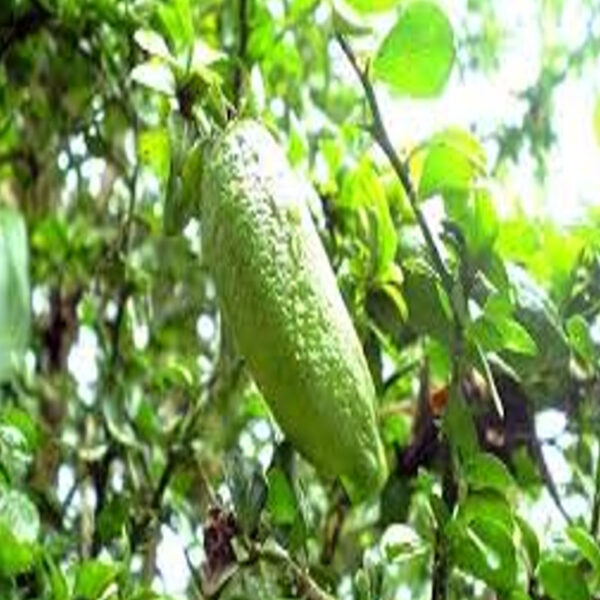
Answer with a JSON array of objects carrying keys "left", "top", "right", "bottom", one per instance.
[{"left": 2, "top": 1, "right": 600, "bottom": 599}]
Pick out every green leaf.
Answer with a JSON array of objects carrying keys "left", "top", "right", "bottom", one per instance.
[
  {"left": 97, "top": 497, "right": 130, "bottom": 543},
  {"left": 43, "top": 554, "right": 69, "bottom": 600},
  {"left": 0, "top": 490, "right": 39, "bottom": 543},
  {"left": 130, "top": 62, "right": 175, "bottom": 95},
  {"left": 515, "top": 514, "right": 540, "bottom": 570},
  {"left": 458, "top": 491, "right": 514, "bottom": 535},
  {"left": 494, "top": 317, "right": 538, "bottom": 356},
  {"left": 566, "top": 315, "right": 596, "bottom": 365},
  {"left": 418, "top": 128, "right": 486, "bottom": 200},
  {"left": 464, "top": 452, "right": 515, "bottom": 495},
  {"left": 566, "top": 526, "right": 600, "bottom": 575},
  {"left": 448, "top": 515, "right": 517, "bottom": 592},
  {"left": 403, "top": 264, "right": 452, "bottom": 343},
  {"left": 0, "top": 206, "right": 29, "bottom": 382},
  {"left": 0, "top": 490, "right": 40, "bottom": 576},
  {"left": 537, "top": 557, "right": 590, "bottom": 600},
  {"left": 0, "top": 423, "right": 33, "bottom": 481},
  {"left": 0, "top": 522, "right": 37, "bottom": 577},
  {"left": 443, "top": 386, "right": 478, "bottom": 462},
  {"left": 267, "top": 467, "right": 298, "bottom": 526},
  {"left": 74, "top": 560, "right": 121, "bottom": 600},
  {"left": 340, "top": 0, "right": 400, "bottom": 14},
  {"left": 158, "top": 0, "right": 194, "bottom": 49},
  {"left": 468, "top": 188, "right": 499, "bottom": 257},
  {"left": 138, "top": 128, "right": 171, "bottom": 182},
  {"left": 342, "top": 158, "right": 397, "bottom": 275},
  {"left": 174, "top": 0, "right": 194, "bottom": 46},
  {"left": 373, "top": 1, "right": 455, "bottom": 97},
  {"left": 73, "top": 560, "right": 121, "bottom": 600}
]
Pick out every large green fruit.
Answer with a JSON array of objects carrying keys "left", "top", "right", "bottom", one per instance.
[{"left": 201, "top": 120, "right": 387, "bottom": 502}]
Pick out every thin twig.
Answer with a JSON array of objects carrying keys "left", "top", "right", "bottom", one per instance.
[{"left": 335, "top": 32, "right": 453, "bottom": 296}]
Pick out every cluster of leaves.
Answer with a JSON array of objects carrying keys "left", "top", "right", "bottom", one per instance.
[{"left": 2, "top": 1, "right": 600, "bottom": 600}]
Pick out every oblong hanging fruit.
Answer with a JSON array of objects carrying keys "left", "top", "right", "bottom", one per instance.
[{"left": 201, "top": 120, "right": 387, "bottom": 502}]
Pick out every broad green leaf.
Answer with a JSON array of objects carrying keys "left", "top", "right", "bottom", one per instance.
[
  {"left": 74, "top": 560, "right": 121, "bottom": 600},
  {"left": 515, "top": 515, "right": 540, "bottom": 570},
  {"left": 158, "top": 0, "right": 194, "bottom": 49},
  {"left": 495, "top": 317, "right": 537, "bottom": 356},
  {"left": 566, "top": 315, "right": 596, "bottom": 365},
  {"left": 483, "top": 293, "right": 512, "bottom": 320},
  {"left": 0, "top": 522, "right": 37, "bottom": 577},
  {"left": 403, "top": 265, "right": 452, "bottom": 343},
  {"left": 566, "top": 526, "right": 600, "bottom": 575},
  {"left": 464, "top": 452, "right": 515, "bottom": 495},
  {"left": 469, "top": 317, "right": 503, "bottom": 353},
  {"left": 0, "top": 490, "right": 40, "bottom": 576},
  {"left": 0, "top": 488, "right": 39, "bottom": 543},
  {"left": 267, "top": 467, "right": 298, "bottom": 526},
  {"left": 537, "top": 557, "right": 590, "bottom": 600},
  {"left": 373, "top": 1, "right": 455, "bottom": 97},
  {"left": 130, "top": 62, "right": 175, "bottom": 95},
  {"left": 448, "top": 515, "right": 517, "bottom": 592},
  {"left": 97, "top": 497, "right": 130, "bottom": 543},
  {"left": 0, "top": 408, "right": 39, "bottom": 452},
  {"left": 340, "top": 0, "right": 400, "bottom": 14},
  {"left": 174, "top": 0, "right": 194, "bottom": 46},
  {"left": 458, "top": 491, "right": 514, "bottom": 534},
  {"left": 0, "top": 206, "right": 29, "bottom": 382},
  {"left": 418, "top": 129, "right": 486, "bottom": 200},
  {"left": 468, "top": 188, "right": 499, "bottom": 257},
  {"left": 137, "top": 128, "right": 171, "bottom": 182},
  {"left": 0, "top": 423, "right": 32, "bottom": 481}
]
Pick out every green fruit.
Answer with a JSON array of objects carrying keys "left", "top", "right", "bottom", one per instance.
[{"left": 201, "top": 120, "right": 387, "bottom": 502}]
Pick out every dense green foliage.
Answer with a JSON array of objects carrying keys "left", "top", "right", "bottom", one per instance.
[{"left": 2, "top": 1, "right": 600, "bottom": 600}]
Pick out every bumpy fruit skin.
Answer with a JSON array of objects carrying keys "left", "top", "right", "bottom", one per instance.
[{"left": 201, "top": 120, "right": 387, "bottom": 502}]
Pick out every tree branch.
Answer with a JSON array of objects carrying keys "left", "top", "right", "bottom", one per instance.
[{"left": 335, "top": 32, "right": 453, "bottom": 296}]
